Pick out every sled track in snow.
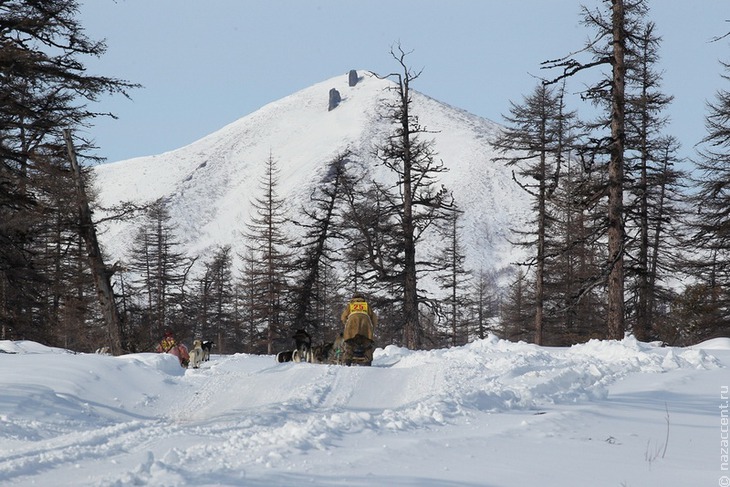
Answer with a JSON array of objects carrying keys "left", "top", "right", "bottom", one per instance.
[
  {"left": 2, "top": 338, "right": 723, "bottom": 486},
  {"left": 0, "top": 421, "right": 178, "bottom": 483}
]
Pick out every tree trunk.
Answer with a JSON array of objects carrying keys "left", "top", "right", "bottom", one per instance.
[
  {"left": 635, "top": 120, "right": 650, "bottom": 343},
  {"left": 647, "top": 152, "right": 670, "bottom": 334},
  {"left": 64, "top": 129, "right": 123, "bottom": 354},
  {"left": 399, "top": 77, "right": 421, "bottom": 350},
  {"left": 535, "top": 150, "right": 546, "bottom": 346},
  {"left": 607, "top": 0, "right": 626, "bottom": 340}
]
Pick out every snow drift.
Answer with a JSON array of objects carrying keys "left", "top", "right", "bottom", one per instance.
[{"left": 0, "top": 337, "right": 726, "bottom": 486}]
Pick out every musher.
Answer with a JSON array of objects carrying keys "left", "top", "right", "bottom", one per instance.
[{"left": 340, "top": 293, "right": 377, "bottom": 365}]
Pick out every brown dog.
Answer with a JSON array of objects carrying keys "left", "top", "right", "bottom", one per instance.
[{"left": 330, "top": 333, "right": 346, "bottom": 365}]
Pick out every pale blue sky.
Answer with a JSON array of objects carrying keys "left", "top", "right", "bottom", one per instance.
[{"left": 79, "top": 0, "right": 728, "bottom": 164}]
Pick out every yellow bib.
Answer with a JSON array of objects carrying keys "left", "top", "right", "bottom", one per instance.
[{"left": 349, "top": 301, "right": 369, "bottom": 314}]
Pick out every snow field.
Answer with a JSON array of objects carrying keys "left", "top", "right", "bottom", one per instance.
[{"left": 0, "top": 336, "right": 726, "bottom": 486}]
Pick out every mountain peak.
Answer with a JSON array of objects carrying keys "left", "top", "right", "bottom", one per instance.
[{"left": 93, "top": 70, "right": 527, "bottom": 277}]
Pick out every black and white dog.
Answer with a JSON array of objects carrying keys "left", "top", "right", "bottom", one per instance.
[
  {"left": 201, "top": 340, "right": 215, "bottom": 362},
  {"left": 291, "top": 329, "right": 313, "bottom": 363},
  {"left": 276, "top": 350, "right": 294, "bottom": 363}
]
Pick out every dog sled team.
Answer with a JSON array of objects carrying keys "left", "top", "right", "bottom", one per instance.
[
  {"left": 155, "top": 329, "right": 214, "bottom": 369},
  {"left": 277, "top": 293, "right": 378, "bottom": 367},
  {"left": 155, "top": 292, "right": 376, "bottom": 368}
]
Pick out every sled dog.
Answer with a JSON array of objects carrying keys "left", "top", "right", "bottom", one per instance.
[
  {"left": 188, "top": 340, "right": 204, "bottom": 369},
  {"left": 201, "top": 340, "right": 215, "bottom": 361},
  {"left": 312, "top": 343, "right": 330, "bottom": 364},
  {"left": 276, "top": 350, "right": 294, "bottom": 363},
  {"left": 330, "top": 333, "right": 346, "bottom": 365},
  {"left": 292, "top": 329, "right": 313, "bottom": 363}
]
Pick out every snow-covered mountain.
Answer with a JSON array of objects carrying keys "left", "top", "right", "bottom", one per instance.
[{"left": 93, "top": 70, "right": 529, "bottom": 277}]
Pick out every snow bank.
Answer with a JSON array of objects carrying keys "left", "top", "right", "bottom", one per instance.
[
  {"left": 691, "top": 336, "right": 730, "bottom": 350},
  {"left": 0, "top": 336, "right": 724, "bottom": 486}
]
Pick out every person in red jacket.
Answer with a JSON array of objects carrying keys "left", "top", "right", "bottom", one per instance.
[
  {"left": 156, "top": 329, "right": 189, "bottom": 367},
  {"left": 156, "top": 329, "right": 176, "bottom": 353}
]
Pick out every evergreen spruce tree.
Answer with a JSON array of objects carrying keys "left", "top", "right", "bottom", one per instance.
[
  {"left": 687, "top": 60, "right": 730, "bottom": 341},
  {"left": 366, "top": 45, "right": 452, "bottom": 349},
  {"left": 244, "top": 153, "right": 293, "bottom": 354},
  {"left": 0, "top": 0, "right": 136, "bottom": 344},
  {"left": 127, "top": 199, "right": 190, "bottom": 349},
  {"left": 434, "top": 204, "right": 471, "bottom": 346},
  {"left": 492, "top": 82, "right": 577, "bottom": 345},
  {"left": 195, "top": 245, "right": 234, "bottom": 352},
  {"left": 290, "top": 152, "right": 349, "bottom": 343}
]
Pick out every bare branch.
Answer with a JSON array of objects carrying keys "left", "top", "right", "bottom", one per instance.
[
  {"left": 541, "top": 56, "right": 612, "bottom": 86},
  {"left": 707, "top": 19, "right": 730, "bottom": 42},
  {"left": 93, "top": 201, "right": 149, "bottom": 225}
]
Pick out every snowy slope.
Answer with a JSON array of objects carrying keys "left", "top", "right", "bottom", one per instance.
[
  {"left": 92, "top": 70, "right": 528, "bottom": 276},
  {"left": 0, "top": 337, "right": 726, "bottom": 486}
]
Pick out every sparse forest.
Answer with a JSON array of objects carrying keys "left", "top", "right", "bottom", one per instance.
[{"left": 2, "top": 0, "right": 730, "bottom": 355}]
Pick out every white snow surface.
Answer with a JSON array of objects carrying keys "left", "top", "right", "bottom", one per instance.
[
  {"left": 1, "top": 336, "right": 727, "bottom": 486},
  {"left": 92, "top": 70, "right": 528, "bottom": 277}
]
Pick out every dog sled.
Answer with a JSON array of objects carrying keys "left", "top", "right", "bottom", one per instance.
[
  {"left": 157, "top": 342, "right": 189, "bottom": 368},
  {"left": 343, "top": 334, "right": 374, "bottom": 366},
  {"left": 276, "top": 329, "right": 374, "bottom": 366},
  {"left": 156, "top": 330, "right": 190, "bottom": 368},
  {"left": 168, "top": 343, "right": 190, "bottom": 368},
  {"left": 277, "top": 294, "right": 377, "bottom": 366}
]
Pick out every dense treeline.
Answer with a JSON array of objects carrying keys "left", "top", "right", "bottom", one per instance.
[
  {"left": 498, "top": 0, "right": 729, "bottom": 346},
  {"left": 2, "top": 0, "right": 729, "bottom": 354},
  {"left": 0, "top": 0, "right": 136, "bottom": 349}
]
